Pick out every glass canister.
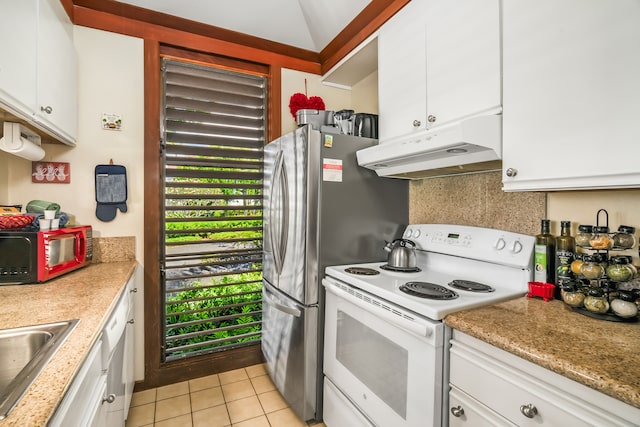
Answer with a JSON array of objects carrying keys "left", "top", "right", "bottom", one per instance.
[
  {"left": 576, "top": 225, "right": 594, "bottom": 248},
  {"left": 583, "top": 287, "right": 610, "bottom": 314},
  {"left": 570, "top": 253, "right": 584, "bottom": 276},
  {"left": 580, "top": 255, "right": 605, "bottom": 280},
  {"left": 606, "top": 256, "right": 634, "bottom": 282},
  {"left": 610, "top": 290, "right": 638, "bottom": 318},
  {"left": 612, "top": 225, "right": 636, "bottom": 249},
  {"left": 589, "top": 226, "right": 613, "bottom": 250},
  {"left": 560, "top": 282, "right": 585, "bottom": 307}
]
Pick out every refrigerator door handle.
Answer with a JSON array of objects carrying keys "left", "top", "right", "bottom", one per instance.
[
  {"left": 263, "top": 286, "right": 302, "bottom": 317},
  {"left": 279, "top": 153, "right": 289, "bottom": 269},
  {"left": 269, "top": 151, "right": 286, "bottom": 275}
]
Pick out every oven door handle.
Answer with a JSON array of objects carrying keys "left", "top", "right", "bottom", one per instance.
[{"left": 323, "top": 277, "right": 434, "bottom": 338}]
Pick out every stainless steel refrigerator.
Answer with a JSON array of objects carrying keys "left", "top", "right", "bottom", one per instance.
[{"left": 261, "top": 125, "right": 408, "bottom": 422}]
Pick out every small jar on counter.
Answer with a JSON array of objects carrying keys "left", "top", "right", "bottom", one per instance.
[
  {"left": 576, "top": 225, "right": 594, "bottom": 248},
  {"left": 570, "top": 253, "right": 584, "bottom": 276},
  {"left": 610, "top": 290, "right": 638, "bottom": 318},
  {"left": 583, "top": 287, "right": 610, "bottom": 314},
  {"left": 560, "top": 282, "right": 585, "bottom": 307},
  {"left": 606, "top": 256, "right": 635, "bottom": 282},
  {"left": 589, "top": 226, "right": 613, "bottom": 250},
  {"left": 612, "top": 225, "right": 636, "bottom": 249},
  {"left": 581, "top": 255, "right": 605, "bottom": 280}
]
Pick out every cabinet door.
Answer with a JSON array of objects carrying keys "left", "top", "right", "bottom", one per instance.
[
  {"left": 425, "top": 0, "right": 501, "bottom": 129},
  {"left": 502, "top": 0, "right": 640, "bottom": 191},
  {"left": 0, "top": 0, "right": 38, "bottom": 116},
  {"left": 377, "top": 0, "right": 427, "bottom": 142},
  {"left": 35, "top": 0, "right": 77, "bottom": 144}
]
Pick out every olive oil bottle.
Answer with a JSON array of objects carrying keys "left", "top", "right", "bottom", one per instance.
[
  {"left": 534, "top": 219, "right": 556, "bottom": 284},
  {"left": 555, "top": 221, "right": 576, "bottom": 298}
]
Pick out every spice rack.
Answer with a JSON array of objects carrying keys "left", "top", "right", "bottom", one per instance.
[{"left": 560, "top": 209, "right": 639, "bottom": 322}]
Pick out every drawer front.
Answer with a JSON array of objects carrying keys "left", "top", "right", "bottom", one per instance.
[
  {"left": 449, "top": 333, "right": 634, "bottom": 427},
  {"left": 448, "top": 386, "right": 515, "bottom": 427}
]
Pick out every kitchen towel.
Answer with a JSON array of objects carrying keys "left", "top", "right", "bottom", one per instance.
[
  {"left": 95, "top": 164, "right": 128, "bottom": 222},
  {"left": 26, "top": 200, "right": 61, "bottom": 215}
]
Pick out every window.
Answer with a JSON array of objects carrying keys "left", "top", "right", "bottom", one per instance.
[{"left": 160, "top": 59, "right": 265, "bottom": 361}]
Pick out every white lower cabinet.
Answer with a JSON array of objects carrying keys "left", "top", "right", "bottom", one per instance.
[
  {"left": 49, "top": 337, "right": 106, "bottom": 427},
  {"left": 49, "top": 268, "right": 138, "bottom": 426},
  {"left": 448, "top": 331, "right": 640, "bottom": 426}
]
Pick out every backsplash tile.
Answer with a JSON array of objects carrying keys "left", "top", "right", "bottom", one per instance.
[
  {"left": 92, "top": 236, "right": 136, "bottom": 263},
  {"left": 409, "top": 171, "right": 545, "bottom": 236}
]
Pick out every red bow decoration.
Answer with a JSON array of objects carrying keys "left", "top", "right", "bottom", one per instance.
[{"left": 289, "top": 92, "right": 326, "bottom": 119}]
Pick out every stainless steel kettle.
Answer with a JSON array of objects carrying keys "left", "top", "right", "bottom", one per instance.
[{"left": 384, "top": 239, "right": 417, "bottom": 269}]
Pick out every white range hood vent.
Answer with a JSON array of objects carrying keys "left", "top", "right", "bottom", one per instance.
[{"left": 356, "top": 114, "right": 502, "bottom": 179}]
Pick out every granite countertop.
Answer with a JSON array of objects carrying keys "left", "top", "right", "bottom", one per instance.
[
  {"left": 445, "top": 297, "right": 640, "bottom": 409},
  {"left": 0, "top": 261, "right": 137, "bottom": 427}
]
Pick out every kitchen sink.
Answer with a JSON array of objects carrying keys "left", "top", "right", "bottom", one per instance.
[{"left": 0, "top": 319, "right": 79, "bottom": 420}]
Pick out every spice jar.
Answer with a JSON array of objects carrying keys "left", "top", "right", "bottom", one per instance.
[
  {"left": 560, "top": 282, "right": 585, "bottom": 307},
  {"left": 612, "top": 225, "right": 636, "bottom": 249},
  {"left": 606, "top": 256, "right": 634, "bottom": 282},
  {"left": 580, "top": 255, "right": 605, "bottom": 280},
  {"left": 583, "top": 287, "right": 610, "bottom": 314},
  {"left": 589, "top": 226, "right": 613, "bottom": 249},
  {"left": 576, "top": 225, "right": 594, "bottom": 248},
  {"left": 610, "top": 290, "right": 638, "bottom": 318},
  {"left": 570, "top": 254, "right": 584, "bottom": 276}
]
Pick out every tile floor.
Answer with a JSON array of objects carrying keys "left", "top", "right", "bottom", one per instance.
[{"left": 125, "top": 363, "right": 326, "bottom": 427}]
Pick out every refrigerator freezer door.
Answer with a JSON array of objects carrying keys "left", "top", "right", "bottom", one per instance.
[{"left": 261, "top": 279, "right": 318, "bottom": 421}]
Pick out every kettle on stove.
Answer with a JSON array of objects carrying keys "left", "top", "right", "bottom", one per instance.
[{"left": 383, "top": 239, "right": 417, "bottom": 270}]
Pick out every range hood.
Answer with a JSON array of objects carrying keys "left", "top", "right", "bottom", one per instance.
[{"left": 356, "top": 114, "right": 502, "bottom": 179}]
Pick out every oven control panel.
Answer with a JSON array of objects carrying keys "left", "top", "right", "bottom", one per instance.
[{"left": 403, "top": 224, "right": 535, "bottom": 269}]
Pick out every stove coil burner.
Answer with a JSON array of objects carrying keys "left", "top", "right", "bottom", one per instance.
[
  {"left": 399, "top": 281, "right": 459, "bottom": 300},
  {"left": 344, "top": 267, "right": 380, "bottom": 276},
  {"left": 380, "top": 264, "right": 421, "bottom": 273},
  {"left": 448, "top": 280, "right": 495, "bottom": 293}
]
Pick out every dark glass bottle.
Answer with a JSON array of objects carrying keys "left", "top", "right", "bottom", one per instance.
[
  {"left": 555, "top": 221, "right": 575, "bottom": 298},
  {"left": 535, "top": 219, "right": 556, "bottom": 285}
]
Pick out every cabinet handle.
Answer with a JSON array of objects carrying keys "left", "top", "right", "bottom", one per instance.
[
  {"left": 413, "top": 120, "right": 421, "bottom": 127},
  {"left": 102, "top": 394, "right": 116, "bottom": 405},
  {"left": 128, "top": 319, "right": 135, "bottom": 324},
  {"left": 40, "top": 106, "right": 53, "bottom": 114},
  {"left": 450, "top": 405, "right": 465, "bottom": 417},
  {"left": 130, "top": 288, "right": 138, "bottom": 293},
  {"left": 505, "top": 168, "right": 518, "bottom": 177},
  {"left": 427, "top": 115, "right": 436, "bottom": 123},
  {"left": 520, "top": 403, "right": 538, "bottom": 418}
]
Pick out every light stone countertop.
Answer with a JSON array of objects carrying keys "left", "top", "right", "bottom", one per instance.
[
  {"left": 445, "top": 297, "right": 640, "bottom": 409},
  {"left": 0, "top": 261, "right": 137, "bottom": 427}
]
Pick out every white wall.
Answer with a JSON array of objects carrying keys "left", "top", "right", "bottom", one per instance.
[
  {"left": 2, "top": 27, "right": 145, "bottom": 262},
  {"left": 281, "top": 68, "right": 353, "bottom": 134}
]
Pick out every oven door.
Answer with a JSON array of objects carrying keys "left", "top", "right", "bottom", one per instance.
[{"left": 322, "top": 276, "right": 445, "bottom": 427}]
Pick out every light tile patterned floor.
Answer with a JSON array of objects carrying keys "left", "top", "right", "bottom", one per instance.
[{"left": 125, "top": 363, "right": 326, "bottom": 427}]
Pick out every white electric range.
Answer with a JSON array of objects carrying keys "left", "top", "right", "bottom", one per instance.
[{"left": 322, "top": 224, "right": 535, "bottom": 427}]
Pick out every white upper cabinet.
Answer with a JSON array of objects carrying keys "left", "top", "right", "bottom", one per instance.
[
  {"left": 0, "top": 1, "right": 38, "bottom": 117},
  {"left": 377, "top": 0, "right": 501, "bottom": 143},
  {"left": 502, "top": 0, "right": 640, "bottom": 191},
  {"left": 0, "top": 0, "right": 77, "bottom": 145},
  {"left": 377, "top": 0, "right": 427, "bottom": 142},
  {"left": 424, "top": 0, "right": 501, "bottom": 129}
]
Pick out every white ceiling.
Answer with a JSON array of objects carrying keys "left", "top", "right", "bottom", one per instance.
[{"left": 115, "top": 0, "right": 371, "bottom": 52}]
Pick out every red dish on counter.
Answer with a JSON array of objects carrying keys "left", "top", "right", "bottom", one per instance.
[{"left": 527, "top": 281, "right": 555, "bottom": 302}]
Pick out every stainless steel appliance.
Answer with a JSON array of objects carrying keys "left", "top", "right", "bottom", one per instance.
[
  {"left": 322, "top": 224, "right": 534, "bottom": 427},
  {"left": 0, "top": 225, "right": 93, "bottom": 284},
  {"left": 261, "top": 125, "right": 408, "bottom": 422}
]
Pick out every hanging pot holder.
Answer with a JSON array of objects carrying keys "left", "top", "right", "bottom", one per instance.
[{"left": 95, "top": 164, "right": 128, "bottom": 222}]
